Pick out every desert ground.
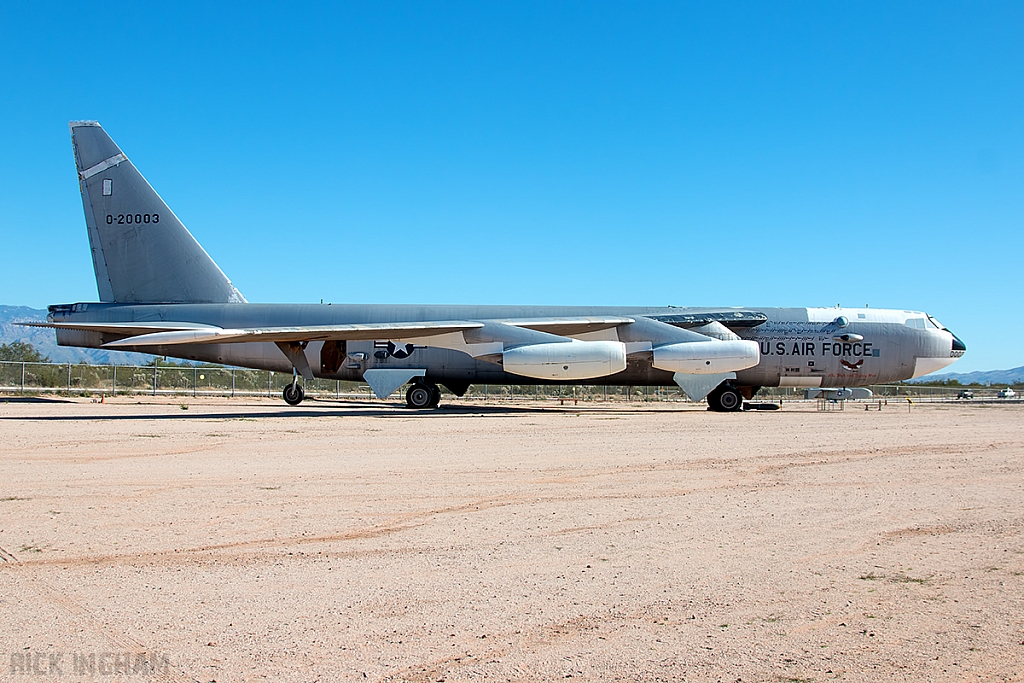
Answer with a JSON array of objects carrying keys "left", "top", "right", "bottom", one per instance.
[{"left": 0, "top": 396, "right": 1022, "bottom": 682}]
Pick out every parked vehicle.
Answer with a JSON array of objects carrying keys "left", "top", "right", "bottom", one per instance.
[
  {"left": 957, "top": 389, "right": 974, "bottom": 399},
  {"left": 997, "top": 387, "right": 1017, "bottom": 399}
]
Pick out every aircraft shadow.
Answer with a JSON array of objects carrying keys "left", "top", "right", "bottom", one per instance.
[
  {"left": 0, "top": 400, "right": 700, "bottom": 422},
  {"left": 0, "top": 396, "right": 74, "bottom": 404}
]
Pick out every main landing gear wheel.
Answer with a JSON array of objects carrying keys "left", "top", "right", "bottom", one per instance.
[
  {"left": 707, "top": 384, "right": 743, "bottom": 412},
  {"left": 406, "top": 381, "right": 441, "bottom": 409},
  {"left": 283, "top": 383, "right": 305, "bottom": 406}
]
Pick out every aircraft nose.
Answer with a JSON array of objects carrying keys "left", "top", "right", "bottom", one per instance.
[
  {"left": 950, "top": 332, "right": 966, "bottom": 356},
  {"left": 911, "top": 328, "right": 965, "bottom": 379}
]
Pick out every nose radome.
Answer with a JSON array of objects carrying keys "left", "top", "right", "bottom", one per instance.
[{"left": 950, "top": 332, "right": 967, "bottom": 357}]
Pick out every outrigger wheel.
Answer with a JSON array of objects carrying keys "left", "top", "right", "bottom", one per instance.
[
  {"left": 707, "top": 383, "right": 743, "bottom": 412},
  {"left": 283, "top": 382, "right": 305, "bottom": 406},
  {"left": 406, "top": 381, "right": 441, "bottom": 409}
]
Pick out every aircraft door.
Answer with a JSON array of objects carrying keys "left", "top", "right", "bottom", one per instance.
[{"left": 320, "top": 340, "right": 347, "bottom": 375}]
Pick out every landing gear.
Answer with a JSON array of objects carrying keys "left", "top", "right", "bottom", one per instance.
[
  {"left": 406, "top": 381, "right": 441, "bottom": 409},
  {"left": 283, "top": 382, "right": 305, "bottom": 406},
  {"left": 707, "top": 383, "right": 743, "bottom": 412}
]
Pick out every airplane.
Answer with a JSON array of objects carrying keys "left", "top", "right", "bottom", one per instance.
[{"left": 23, "top": 121, "right": 967, "bottom": 411}]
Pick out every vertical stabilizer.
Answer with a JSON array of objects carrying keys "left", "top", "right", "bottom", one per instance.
[{"left": 70, "top": 121, "right": 246, "bottom": 304}]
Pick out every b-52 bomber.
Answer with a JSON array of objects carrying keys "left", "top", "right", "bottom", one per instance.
[{"left": 25, "top": 122, "right": 967, "bottom": 411}]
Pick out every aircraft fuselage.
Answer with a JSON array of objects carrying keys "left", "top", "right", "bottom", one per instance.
[{"left": 48, "top": 301, "right": 963, "bottom": 393}]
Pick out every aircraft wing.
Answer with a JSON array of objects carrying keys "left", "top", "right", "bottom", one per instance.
[
  {"left": 504, "top": 316, "right": 634, "bottom": 336},
  {"left": 20, "top": 320, "right": 486, "bottom": 346},
  {"left": 23, "top": 315, "right": 640, "bottom": 348}
]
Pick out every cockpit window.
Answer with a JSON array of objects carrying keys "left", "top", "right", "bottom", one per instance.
[
  {"left": 927, "top": 316, "right": 945, "bottom": 330},
  {"left": 905, "top": 318, "right": 927, "bottom": 329}
]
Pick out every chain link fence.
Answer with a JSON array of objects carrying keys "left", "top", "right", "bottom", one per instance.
[
  {"left": 0, "top": 361, "right": 361, "bottom": 399},
  {"left": 0, "top": 361, "right": 703, "bottom": 402},
  {"left": 0, "top": 360, "right": 1016, "bottom": 404}
]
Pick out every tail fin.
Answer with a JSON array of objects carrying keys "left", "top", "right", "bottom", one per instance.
[{"left": 70, "top": 121, "right": 246, "bottom": 304}]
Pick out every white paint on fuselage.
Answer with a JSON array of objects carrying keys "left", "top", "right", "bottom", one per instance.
[
  {"left": 912, "top": 354, "right": 960, "bottom": 378},
  {"left": 740, "top": 307, "right": 962, "bottom": 388},
  {"left": 806, "top": 307, "right": 928, "bottom": 325},
  {"left": 778, "top": 377, "right": 823, "bottom": 387}
]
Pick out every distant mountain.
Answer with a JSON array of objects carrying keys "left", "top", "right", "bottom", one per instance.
[
  {"left": 0, "top": 305, "right": 156, "bottom": 365},
  {"left": 908, "top": 365, "right": 1024, "bottom": 386}
]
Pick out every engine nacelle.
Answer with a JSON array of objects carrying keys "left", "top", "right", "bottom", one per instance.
[
  {"left": 652, "top": 340, "right": 760, "bottom": 375},
  {"left": 502, "top": 340, "right": 627, "bottom": 380}
]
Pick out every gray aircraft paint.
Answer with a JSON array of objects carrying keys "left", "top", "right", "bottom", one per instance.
[
  {"left": 37, "top": 123, "right": 965, "bottom": 405},
  {"left": 46, "top": 301, "right": 959, "bottom": 387},
  {"left": 70, "top": 121, "right": 245, "bottom": 305}
]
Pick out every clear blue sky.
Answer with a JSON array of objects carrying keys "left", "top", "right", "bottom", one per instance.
[{"left": 1, "top": 2, "right": 1021, "bottom": 372}]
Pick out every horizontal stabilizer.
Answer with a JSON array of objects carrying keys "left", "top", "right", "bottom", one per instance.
[
  {"left": 102, "top": 328, "right": 243, "bottom": 347},
  {"left": 19, "top": 321, "right": 214, "bottom": 336}
]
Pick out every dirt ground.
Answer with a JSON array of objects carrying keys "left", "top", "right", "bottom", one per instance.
[{"left": 0, "top": 396, "right": 1022, "bottom": 682}]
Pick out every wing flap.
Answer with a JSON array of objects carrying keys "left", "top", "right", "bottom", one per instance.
[
  {"left": 93, "top": 321, "right": 486, "bottom": 347},
  {"left": 26, "top": 317, "right": 634, "bottom": 347},
  {"left": 26, "top": 316, "right": 639, "bottom": 350},
  {"left": 503, "top": 316, "right": 635, "bottom": 336}
]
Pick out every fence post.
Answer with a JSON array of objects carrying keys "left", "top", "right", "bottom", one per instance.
[
  {"left": 21, "top": 362, "right": 25, "bottom": 394},
  {"left": 112, "top": 365, "right": 116, "bottom": 396},
  {"left": 193, "top": 366, "right": 197, "bottom": 398},
  {"left": 153, "top": 363, "right": 158, "bottom": 396},
  {"left": 231, "top": 369, "right": 235, "bottom": 398},
  {"left": 268, "top": 371, "right": 272, "bottom": 398},
  {"left": 67, "top": 362, "right": 72, "bottom": 394}
]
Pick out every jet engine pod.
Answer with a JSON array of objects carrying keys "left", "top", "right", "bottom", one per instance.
[
  {"left": 651, "top": 340, "right": 760, "bottom": 375},
  {"left": 502, "top": 340, "right": 626, "bottom": 380}
]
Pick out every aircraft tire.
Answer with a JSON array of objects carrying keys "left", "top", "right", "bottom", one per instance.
[
  {"left": 406, "top": 382, "right": 436, "bottom": 410},
  {"left": 708, "top": 384, "right": 743, "bottom": 412},
  {"left": 283, "top": 383, "right": 305, "bottom": 406}
]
